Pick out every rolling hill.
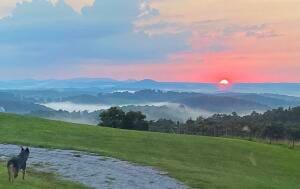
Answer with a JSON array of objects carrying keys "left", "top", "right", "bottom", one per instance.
[
  {"left": 0, "top": 113, "right": 300, "bottom": 189},
  {"left": 1, "top": 79, "right": 300, "bottom": 96}
]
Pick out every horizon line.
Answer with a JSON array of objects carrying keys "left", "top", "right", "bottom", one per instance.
[{"left": 1, "top": 78, "right": 300, "bottom": 84}]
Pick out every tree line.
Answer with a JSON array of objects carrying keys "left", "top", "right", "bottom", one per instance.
[{"left": 99, "top": 106, "right": 300, "bottom": 148}]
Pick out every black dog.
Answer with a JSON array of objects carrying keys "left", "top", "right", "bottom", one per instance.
[{"left": 7, "top": 147, "right": 30, "bottom": 183}]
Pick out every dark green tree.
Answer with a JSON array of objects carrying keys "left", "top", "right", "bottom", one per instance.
[
  {"left": 99, "top": 107, "right": 125, "bottom": 128},
  {"left": 262, "top": 123, "right": 285, "bottom": 144},
  {"left": 123, "top": 111, "right": 149, "bottom": 131},
  {"left": 286, "top": 127, "right": 300, "bottom": 149}
]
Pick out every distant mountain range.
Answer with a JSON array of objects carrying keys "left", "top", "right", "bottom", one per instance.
[
  {"left": 3, "top": 88, "right": 300, "bottom": 113},
  {"left": 1, "top": 78, "right": 300, "bottom": 96},
  {"left": 0, "top": 91, "right": 51, "bottom": 114},
  {"left": 2, "top": 87, "right": 300, "bottom": 124}
]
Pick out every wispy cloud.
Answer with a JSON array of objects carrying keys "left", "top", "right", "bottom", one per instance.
[{"left": 0, "top": 0, "right": 95, "bottom": 18}]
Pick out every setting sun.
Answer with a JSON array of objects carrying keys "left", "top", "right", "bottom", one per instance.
[
  {"left": 219, "top": 79, "right": 229, "bottom": 85},
  {"left": 218, "top": 79, "right": 231, "bottom": 90}
]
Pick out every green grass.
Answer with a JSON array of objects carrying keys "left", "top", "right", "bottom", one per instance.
[
  {"left": 0, "top": 113, "right": 300, "bottom": 189},
  {"left": 0, "top": 162, "right": 88, "bottom": 189}
]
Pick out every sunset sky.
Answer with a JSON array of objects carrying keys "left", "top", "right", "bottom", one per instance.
[{"left": 0, "top": 0, "right": 300, "bottom": 83}]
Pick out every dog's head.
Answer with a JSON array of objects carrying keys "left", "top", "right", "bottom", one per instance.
[{"left": 20, "top": 147, "right": 30, "bottom": 160}]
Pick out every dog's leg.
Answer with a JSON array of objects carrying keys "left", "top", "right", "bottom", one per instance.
[
  {"left": 8, "top": 164, "right": 14, "bottom": 183},
  {"left": 22, "top": 169, "right": 26, "bottom": 180},
  {"left": 7, "top": 167, "right": 11, "bottom": 183},
  {"left": 14, "top": 170, "right": 18, "bottom": 179}
]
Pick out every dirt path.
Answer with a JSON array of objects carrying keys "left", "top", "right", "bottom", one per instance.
[{"left": 0, "top": 144, "right": 187, "bottom": 189}]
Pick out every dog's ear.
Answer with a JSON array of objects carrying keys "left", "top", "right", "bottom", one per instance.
[
  {"left": 25, "top": 148, "right": 29, "bottom": 152},
  {"left": 20, "top": 146, "right": 24, "bottom": 151}
]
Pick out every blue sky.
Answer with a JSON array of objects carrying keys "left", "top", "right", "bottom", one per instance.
[
  {"left": 0, "top": 0, "right": 187, "bottom": 79},
  {"left": 0, "top": 0, "right": 300, "bottom": 82}
]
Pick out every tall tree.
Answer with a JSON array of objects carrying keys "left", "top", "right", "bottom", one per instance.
[
  {"left": 99, "top": 107, "right": 125, "bottom": 128},
  {"left": 123, "top": 111, "right": 149, "bottom": 131}
]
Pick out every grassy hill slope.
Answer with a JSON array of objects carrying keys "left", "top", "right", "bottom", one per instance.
[
  {"left": 0, "top": 113, "right": 300, "bottom": 189},
  {"left": 0, "top": 162, "right": 87, "bottom": 189}
]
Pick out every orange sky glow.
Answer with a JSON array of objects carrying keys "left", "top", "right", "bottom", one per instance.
[{"left": 77, "top": 0, "right": 300, "bottom": 83}]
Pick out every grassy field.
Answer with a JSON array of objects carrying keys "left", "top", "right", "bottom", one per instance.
[
  {"left": 0, "top": 161, "right": 87, "bottom": 189},
  {"left": 0, "top": 113, "right": 300, "bottom": 189}
]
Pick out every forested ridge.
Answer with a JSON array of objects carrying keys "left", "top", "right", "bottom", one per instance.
[{"left": 100, "top": 106, "right": 300, "bottom": 148}]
